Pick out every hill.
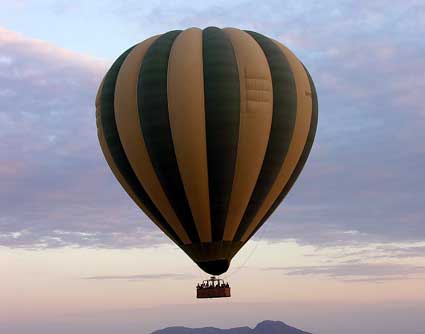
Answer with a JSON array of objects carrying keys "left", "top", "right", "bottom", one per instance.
[{"left": 152, "top": 320, "right": 312, "bottom": 334}]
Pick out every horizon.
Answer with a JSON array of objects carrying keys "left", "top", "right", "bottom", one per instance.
[{"left": 1, "top": 1, "right": 424, "bottom": 334}]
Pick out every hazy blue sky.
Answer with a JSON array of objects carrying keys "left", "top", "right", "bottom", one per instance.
[{"left": 1, "top": 1, "right": 424, "bottom": 334}]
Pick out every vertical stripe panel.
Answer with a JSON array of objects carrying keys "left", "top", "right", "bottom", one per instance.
[
  {"left": 167, "top": 28, "right": 212, "bottom": 242},
  {"left": 202, "top": 27, "right": 240, "bottom": 241},
  {"left": 138, "top": 30, "right": 201, "bottom": 243},
  {"left": 221, "top": 28, "right": 273, "bottom": 241},
  {"left": 240, "top": 41, "right": 313, "bottom": 242},
  {"left": 96, "top": 51, "right": 183, "bottom": 245},
  {"left": 114, "top": 36, "right": 191, "bottom": 244},
  {"left": 234, "top": 31, "right": 297, "bottom": 241},
  {"left": 244, "top": 62, "right": 318, "bottom": 242}
]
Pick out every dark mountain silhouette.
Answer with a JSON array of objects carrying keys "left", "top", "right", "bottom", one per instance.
[{"left": 152, "top": 320, "right": 311, "bottom": 334}]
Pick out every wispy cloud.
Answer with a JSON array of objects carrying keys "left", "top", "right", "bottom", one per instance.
[
  {"left": 0, "top": 26, "right": 167, "bottom": 249},
  {"left": 265, "top": 262, "right": 425, "bottom": 283},
  {"left": 82, "top": 273, "right": 194, "bottom": 281}
]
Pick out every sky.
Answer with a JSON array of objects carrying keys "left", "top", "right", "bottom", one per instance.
[{"left": 0, "top": 0, "right": 424, "bottom": 333}]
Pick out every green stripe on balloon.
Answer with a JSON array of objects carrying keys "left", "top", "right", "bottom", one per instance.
[
  {"left": 234, "top": 31, "right": 298, "bottom": 241},
  {"left": 202, "top": 27, "right": 241, "bottom": 242},
  {"left": 245, "top": 63, "right": 318, "bottom": 242},
  {"left": 100, "top": 45, "right": 184, "bottom": 246},
  {"left": 137, "top": 30, "right": 201, "bottom": 244}
]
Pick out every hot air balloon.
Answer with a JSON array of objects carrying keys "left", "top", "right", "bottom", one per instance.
[{"left": 95, "top": 27, "right": 318, "bottom": 298}]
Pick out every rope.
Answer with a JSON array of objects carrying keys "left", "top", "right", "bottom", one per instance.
[{"left": 221, "top": 223, "right": 270, "bottom": 280}]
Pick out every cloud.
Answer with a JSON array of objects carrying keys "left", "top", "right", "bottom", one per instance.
[
  {"left": 0, "top": 0, "right": 424, "bottom": 250},
  {"left": 0, "top": 26, "right": 168, "bottom": 249},
  {"left": 265, "top": 262, "right": 425, "bottom": 283},
  {"left": 81, "top": 273, "right": 194, "bottom": 281},
  {"left": 260, "top": 240, "right": 425, "bottom": 283},
  {"left": 373, "top": 244, "right": 425, "bottom": 259}
]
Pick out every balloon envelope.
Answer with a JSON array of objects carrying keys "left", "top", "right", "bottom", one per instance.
[{"left": 96, "top": 27, "right": 318, "bottom": 275}]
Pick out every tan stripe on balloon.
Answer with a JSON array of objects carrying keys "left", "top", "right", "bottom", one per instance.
[
  {"left": 221, "top": 28, "right": 274, "bottom": 241},
  {"left": 95, "top": 80, "right": 181, "bottom": 244},
  {"left": 240, "top": 40, "right": 313, "bottom": 242},
  {"left": 167, "top": 27, "right": 212, "bottom": 242},
  {"left": 114, "top": 36, "right": 191, "bottom": 245}
]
